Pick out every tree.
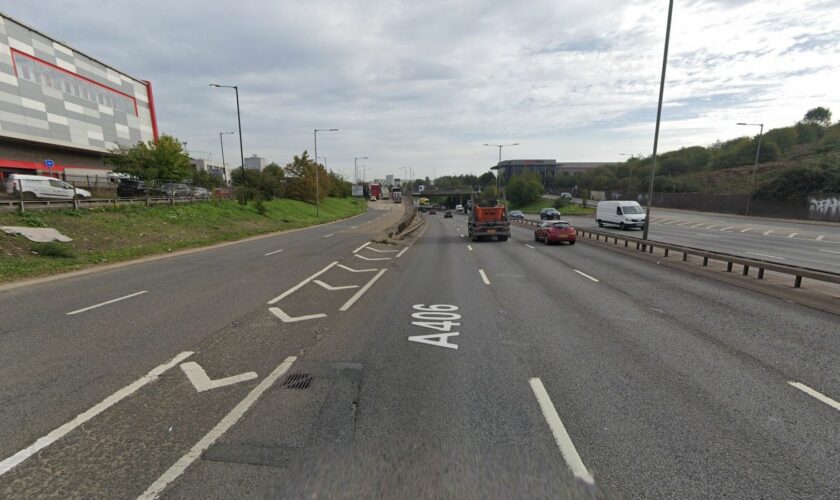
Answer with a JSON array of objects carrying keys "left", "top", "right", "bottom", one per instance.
[
  {"left": 107, "top": 134, "right": 192, "bottom": 182},
  {"left": 802, "top": 107, "right": 832, "bottom": 127},
  {"left": 478, "top": 185, "right": 499, "bottom": 204},
  {"left": 506, "top": 173, "right": 542, "bottom": 206},
  {"left": 284, "top": 151, "right": 332, "bottom": 203},
  {"left": 478, "top": 171, "right": 496, "bottom": 187}
]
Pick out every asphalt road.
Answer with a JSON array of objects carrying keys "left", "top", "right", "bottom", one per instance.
[{"left": 1, "top": 204, "right": 839, "bottom": 498}]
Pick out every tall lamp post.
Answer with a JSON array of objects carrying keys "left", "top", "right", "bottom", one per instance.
[
  {"left": 219, "top": 131, "right": 234, "bottom": 183},
  {"left": 619, "top": 153, "right": 634, "bottom": 195},
  {"left": 314, "top": 128, "right": 338, "bottom": 217},
  {"left": 737, "top": 122, "right": 764, "bottom": 215},
  {"left": 209, "top": 84, "right": 245, "bottom": 189},
  {"left": 484, "top": 143, "right": 519, "bottom": 191},
  {"left": 642, "top": 0, "right": 674, "bottom": 243},
  {"left": 354, "top": 156, "right": 368, "bottom": 183}
]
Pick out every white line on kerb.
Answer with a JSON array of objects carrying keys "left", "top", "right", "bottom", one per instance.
[
  {"left": 339, "top": 269, "right": 387, "bottom": 311},
  {"left": 352, "top": 241, "right": 371, "bottom": 253},
  {"left": 264, "top": 249, "right": 284, "bottom": 256},
  {"left": 478, "top": 269, "right": 491, "bottom": 285},
  {"left": 0, "top": 351, "right": 193, "bottom": 476},
  {"left": 529, "top": 378, "right": 594, "bottom": 484},
  {"left": 525, "top": 244, "right": 535, "bottom": 249},
  {"left": 138, "top": 357, "right": 297, "bottom": 500},
  {"left": 746, "top": 251, "right": 786, "bottom": 260},
  {"left": 573, "top": 270, "right": 599, "bottom": 282},
  {"left": 788, "top": 381, "right": 840, "bottom": 412},
  {"left": 267, "top": 261, "right": 338, "bottom": 304},
  {"left": 66, "top": 291, "right": 147, "bottom": 316}
]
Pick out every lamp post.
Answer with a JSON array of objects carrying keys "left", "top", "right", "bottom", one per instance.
[
  {"left": 219, "top": 131, "right": 234, "bottom": 183},
  {"left": 737, "top": 122, "right": 764, "bottom": 215},
  {"left": 354, "top": 156, "right": 368, "bottom": 183},
  {"left": 484, "top": 143, "right": 519, "bottom": 191},
  {"left": 642, "top": 0, "right": 674, "bottom": 243},
  {"left": 314, "top": 128, "right": 338, "bottom": 217},
  {"left": 209, "top": 84, "right": 245, "bottom": 190},
  {"left": 620, "top": 153, "right": 634, "bottom": 196}
]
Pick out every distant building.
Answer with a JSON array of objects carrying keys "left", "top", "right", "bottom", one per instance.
[
  {"left": 190, "top": 158, "right": 227, "bottom": 181},
  {"left": 492, "top": 159, "right": 613, "bottom": 182},
  {"left": 385, "top": 174, "right": 394, "bottom": 186},
  {"left": 243, "top": 154, "right": 266, "bottom": 171}
]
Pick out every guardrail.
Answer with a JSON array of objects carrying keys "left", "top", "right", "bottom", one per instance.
[
  {"left": 512, "top": 219, "right": 840, "bottom": 289},
  {"left": 0, "top": 195, "right": 212, "bottom": 212}
]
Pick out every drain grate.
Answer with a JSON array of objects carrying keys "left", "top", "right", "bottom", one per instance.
[{"left": 281, "top": 373, "right": 313, "bottom": 389}]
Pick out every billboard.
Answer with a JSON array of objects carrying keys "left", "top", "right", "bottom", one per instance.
[{"left": 352, "top": 184, "right": 364, "bottom": 197}]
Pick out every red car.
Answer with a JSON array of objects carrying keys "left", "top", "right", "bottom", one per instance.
[{"left": 534, "top": 221, "right": 576, "bottom": 245}]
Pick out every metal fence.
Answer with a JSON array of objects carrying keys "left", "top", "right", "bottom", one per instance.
[{"left": 0, "top": 195, "right": 213, "bottom": 212}]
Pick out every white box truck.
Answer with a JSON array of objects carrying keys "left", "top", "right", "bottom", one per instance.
[{"left": 596, "top": 200, "right": 647, "bottom": 230}]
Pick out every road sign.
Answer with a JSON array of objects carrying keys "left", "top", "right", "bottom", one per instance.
[
  {"left": 352, "top": 185, "right": 364, "bottom": 197},
  {"left": 44, "top": 159, "right": 54, "bottom": 169}
]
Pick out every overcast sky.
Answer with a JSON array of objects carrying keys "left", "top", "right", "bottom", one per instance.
[{"left": 3, "top": 0, "right": 839, "bottom": 180}]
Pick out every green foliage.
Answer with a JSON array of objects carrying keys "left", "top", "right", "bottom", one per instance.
[
  {"left": 757, "top": 140, "right": 781, "bottom": 162},
  {"left": 796, "top": 122, "right": 824, "bottom": 144},
  {"left": 30, "top": 242, "right": 75, "bottom": 258},
  {"left": 283, "top": 151, "right": 332, "bottom": 203},
  {"left": 553, "top": 197, "right": 568, "bottom": 209},
  {"left": 764, "top": 126, "right": 798, "bottom": 153},
  {"left": 710, "top": 137, "right": 755, "bottom": 169},
  {"left": 506, "top": 172, "right": 543, "bottom": 206},
  {"left": 15, "top": 212, "right": 47, "bottom": 228},
  {"left": 818, "top": 124, "right": 840, "bottom": 152},
  {"left": 478, "top": 185, "right": 499, "bottom": 204},
  {"left": 107, "top": 134, "right": 193, "bottom": 182},
  {"left": 192, "top": 169, "right": 225, "bottom": 189},
  {"left": 478, "top": 171, "right": 496, "bottom": 187},
  {"left": 253, "top": 199, "right": 267, "bottom": 215},
  {"left": 755, "top": 166, "right": 832, "bottom": 201},
  {"left": 802, "top": 107, "right": 832, "bottom": 127}
]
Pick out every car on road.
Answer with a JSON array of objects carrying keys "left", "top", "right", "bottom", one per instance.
[
  {"left": 539, "top": 207, "right": 562, "bottom": 220},
  {"left": 534, "top": 220, "right": 576, "bottom": 245},
  {"left": 444, "top": 211, "right": 453, "bottom": 218},
  {"left": 596, "top": 200, "right": 646, "bottom": 230},
  {"left": 5, "top": 174, "right": 91, "bottom": 200},
  {"left": 158, "top": 183, "right": 193, "bottom": 197},
  {"left": 455, "top": 204, "right": 464, "bottom": 214},
  {"left": 370, "top": 195, "right": 377, "bottom": 201},
  {"left": 509, "top": 210, "right": 525, "bottom": 220},
  {"left": 429, "top": 208, "right": 436, "bottom": 215}
]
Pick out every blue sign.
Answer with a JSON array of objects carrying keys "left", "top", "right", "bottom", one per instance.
[{"left": 44, "top": 159, "right": 54, "bottom": 169}]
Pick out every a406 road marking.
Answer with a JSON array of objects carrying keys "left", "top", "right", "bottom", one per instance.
[{"left": 408, "top": 304, "right": 460, "bottom": 350}]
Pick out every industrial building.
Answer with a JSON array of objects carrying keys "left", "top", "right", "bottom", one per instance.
[{"left": 491, "top": 159, "right": 614, "bottom": 182}]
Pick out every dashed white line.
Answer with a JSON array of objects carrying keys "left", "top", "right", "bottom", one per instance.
[
  {"left": 138, "top": 356, "right": 297, "bottom": 500},
  {"left": 460, "top": 234, "right": 465, "bottom": 238},
  {"left": 740, "top": 228, "right": 752, "bottom": 233},
  {"left": 763, "top": 230, "right": 773, "bottom": 236},
  {"left": 0, "top": 351, "right": 194, "bottom": 476},
  {"left": 264, "top": 249, "right": 284, "bottom": 256},
  {"left": 789, "top": 381, "right": 840, "bottom": 412},
  {"left": 746, "top": 251, "right": 786, "bottom": 260},
  {"left": 467, "top": 245, "right": 473, "bottom": 251},
  {"left": 267, "top": 261, "right": 338, "bottom": 304},
  {"left": 478, "top": 269, "right": 491, "bottom": 285},
  {"left": 787, "top": 232, "right": 797, "bottom": 238},
  {"left": 66, "top": 291, "right": 148, "bottom": 316},
  {"left": 816, "top": 235, "right": 824, "bottom": 241},
  {"left": 720, "top": 226, "right": 733, "bottom": 231},
  {"left": 573, "top": 270, "right": 600, "bottom": 282},
  {"left": 323, "top": 233, "right": 335, "bottom": 238},
  {"left": 529, "top": 378, "right": 594, "bottom": 485},
  {"left": 396, "top": 247, "right": 409, "bottom": 258},
  {"left": 690, "top": 223, "right": 705, "bottom": 228},
  {"left": 525, "top": 244, "right": 535, "bottom": 249},
  {"left": 818, "top": 249, "right": 840, "bottom": 255},
  {"left": 339, "top": 269, "right": 388, "bottom": 311},
  {"left": 351, "top": 225, "right": 358, "bottom": 229},
  {"left": 352, "top": 241, "right": 371, "bottom": 253}
]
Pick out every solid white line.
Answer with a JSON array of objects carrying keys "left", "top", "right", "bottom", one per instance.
[
  {"left": 352, "top": 241, "right": 371, "bottom": 253},
  {"left": 339, "top": 269, "right": 387, "bottom": 311},
  {"left": 323, "top": 233, "right": 335, "bottom": 238},
  {"left": 787, "top": 232, "right": 797, "bottom": 238},
  {"left": 354, "top": 254, "right": 392, "bottom": 261},
  {"left": 264, "top": 249, "right": 284, "bottom": 256},
  {"left": 573, "top": 270, "right": 599, "bottom": 282},
  {"left": 269, "top": 307, "right": 327, "bottom": 323},
  {"left": 816, "top": 235, "right": 824, "bottom": 241},
  {"left": 337, "top": 264, "right": 377, "bottom": 273},
  {"left": 529, "top": 378, "right": 594, "bottom": 484},
  {"left": 396, "top": 247, "right": 409, "bottom": 258},
  {"left": 467, "top": 245, "right": 473, "bottom": 251},
  {"left": 478, "top": 269, "right": 491, "bottom": 285},
  {"left": 0, "top": 351, "right": 193, "bottom": 476},
  {"left": 313, "top": 279, "right": 359, "bottom": 291},
  {"left": 266, "top": 261, "right": 338, "bottom": 304},
  {"left": 138, "top": 356, "right": 297, "bottom": 500},
  {"left": 66, "top": 291, "right": 147, "bottom": 316},
  {"left": 789, "top": 381, "right": 840, "bottom": 412},
  {"left": 366, "top": 246, "right": 399, "bottom": 253},
  {"left": 525, "top": 244, "right": 535, "bottom": 249},
  {"left": 818, "top": 249, "right": 840, "bottom": 255},
  {"left": 746, "top": 251, "right": 786, "bottom": 260}
]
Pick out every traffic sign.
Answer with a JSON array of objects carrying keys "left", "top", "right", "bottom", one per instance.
[{"left": 44, "top": 159, "right": 54, "bottom": 169}]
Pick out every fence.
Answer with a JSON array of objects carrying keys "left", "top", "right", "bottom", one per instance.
[{"left": 0, "top": 195, "right": 212, "bottom": 213}]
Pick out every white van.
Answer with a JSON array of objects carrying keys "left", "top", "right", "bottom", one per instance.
[
  {"left": 455, "top": 204, "right": 464, "bottom": 214},
  {"left": 596, "top": 200, "right": 646, "bottom": 230},
  {"left": 5, "top": 174, "right": 92, "bottom": 200}
]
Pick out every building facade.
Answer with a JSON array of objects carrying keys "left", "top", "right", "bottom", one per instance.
[
  {"left": 190, "top": 158, "right": 227, "bottom": 182},
  {"left": 492, "top": 159, "right": 613, "bottom": 182},
  {"left": 0, "top": 12, "right": 158, "bottom": 181},
  {"left": 243, "top": 154, "right": 266, "bottom": 171}
]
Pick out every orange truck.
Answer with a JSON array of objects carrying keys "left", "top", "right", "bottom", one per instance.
[{"left": 467, "top": 194, "right": 510, "bottom": 242}]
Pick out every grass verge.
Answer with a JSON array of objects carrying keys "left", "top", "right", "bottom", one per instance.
[
  {"left": 0, "top": 197, "right": 366, "bottom": 283},
  {"left": 509, "top": 197, "right": 595, "bottom": 215}
]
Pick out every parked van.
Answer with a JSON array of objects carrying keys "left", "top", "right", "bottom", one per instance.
[
  {"left": 5, "top": 174, "right": 92, "bottom": 200},
  {"left": 596, "top": 200, "right": 646, "bottom": 230}
]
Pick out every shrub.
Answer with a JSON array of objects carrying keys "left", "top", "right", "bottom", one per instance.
[{"left": 31, "top": 242, "right": 75, "bottom": 258}]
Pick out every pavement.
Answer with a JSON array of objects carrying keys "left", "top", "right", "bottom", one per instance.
[{"left": 1, "top": 203, "right": 839, "bottom": 499}]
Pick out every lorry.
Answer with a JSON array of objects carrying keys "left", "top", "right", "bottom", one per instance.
[
  {"left": 369, "top": 183, "right": 382, "bottom": 200},
  {"left": 391, "top": 187, "right": 403, "bottom": 203},
  {"left": 467, "top": 194, "right": 510, "bottom": 242}
]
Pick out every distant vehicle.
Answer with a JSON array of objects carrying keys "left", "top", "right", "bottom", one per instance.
[
  {"left": 391, "top": 190, "right": 403, "bottom": 203},
  {"left": 444, "top": 211, "right": 453, "bottom": 218},
  {"left": 191, "top": 186, "right": 210, "bottom": 199},
  {"left": 455, "top": 204, "right": 464, "bottom": 213},
  {"left": 158, "top": 183, "right": 193, "bottom": 197},
  {"left": 560, "top": 192, "right": 573, "bottom": 199},
  {"left": 117, "top": 179, "right": 163, "bottom": 198},
  {"left": 429, "top": 208, "right": 436, "bottom": 215},
  {"left": 596, "top": 200, "right": 646, "bottom": 230},
  {"left": 370, "top": 183, "right": 382, "bottom": 200},
  {"left": 539, "top": 207, "right": 562, "bottom": 220},
  {"left": 370, "top": 195, "right": 377, "bottom": 201},
  {"left": 467, "top": 194, "right": 510, "bottom": 242},
  {"left": 5, "top": 174, "right": 91, "bottom": 200},
  {"left": 535, "top": 220, "right": 576, "bottom": 245},
  {"left": 509, "top": 210, "right": 525, "bottom": 220}
]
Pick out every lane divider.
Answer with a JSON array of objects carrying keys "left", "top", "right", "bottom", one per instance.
[
  {"left": 789, "top": 381, "right": 840, "bottom": 412},
  {"left": 478, "top": 269, "right": 491, "bottom": 285},
  {"left": 264, "top": 249, "right": 284, "bottom": 256},
  {"left": 66, "top": 290, "right": 148, "bottom": 316},
  {"left": 573, "top": 270, "right": 599, "bottom": 282},
  {"left": 339, "top": 269, "right": 388, "bottom": 311}
]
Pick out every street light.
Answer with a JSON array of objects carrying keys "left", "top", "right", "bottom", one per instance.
[
  {"left": 209, "top": 84, "right": 246, "bottom": 192},
  {"left": 642, "top": 0, "right": 674, "bottom": 243},
  {"left": 484, "top": 143, "right": 519, "bottom": 191},
  {"left": 354, "top": 156, "right": 368, "bottom": 183},
  {"left": 737, "top": 122, "right": 764, "bottom": 215},
  {"left": 219, "top": 132, "right": 234, "bottom": 183},
  {"left": 620, "top": 153, "right": 634, "bottom": 195},
  {"left": 314, "top": 128, "right": 338, "bottom": 217}
]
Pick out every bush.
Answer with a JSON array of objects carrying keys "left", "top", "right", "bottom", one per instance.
[
  {"left": 764, "top": 126, "right": 798, "bottom": 153},
  {"left": 553, "top": 197, "right": 568, "bottom": 209},
  {"left": 755, "top": 167, "right": 826, "bottom": 201},
  {"left": 30, "top": 242, "right": 75, "bottom": 258},
  {"left": 506, "top": 173, "right": 543, "bottom": 206},
  {"left": 818, "top": 125, "right": 840, "bottom": 152},
  {"left": 253, "top": 198, "right": 267, "bottom": 215}
]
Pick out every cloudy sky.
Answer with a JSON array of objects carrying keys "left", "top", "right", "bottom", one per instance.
[{"left": 3, "top": 0, "right": 839, "bottom": 180}]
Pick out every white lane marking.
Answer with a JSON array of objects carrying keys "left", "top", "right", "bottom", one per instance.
[
  {"left": 705, "top": 225, "right": 718, "bottom": 230},
  {"left": 351, "top": 225, "right": 358, "bottom": 229},
  {"left": 66, "top": 290, "right": 147, "bottom": 316},
  {"left": 467, "top": 245, "right": 473, "bottom": 251},
  {"left": 649, "top": 235, "right": 663, "bottom": 240},
  {"left": 789, "top": 381, "right": 840, "bottom": 412},
  {"left": 396, "top": 247, "right": 409, "bottom": 258},
  {"left": 269, "top": 307, "right": 327, "bottom": 323},
  {"left": 0, "top": 351, "right": 193, "bottom": 476},
  {"left": 740, "top": 228, "right": 752, "bottom": 233},
  {"left": 267, "top": 261, "right": 338, "bottom": 304},
  {"left": 763, "top": 230, "right": 773, "bottom": 236},
  {"left": 818, "top": 249, "right": 840, "bottom": 255},
  {"left": 313, "top": 279, "right": 359, "bottom": 291},
  {"left": 460, "top": 234, "right": 465, "bottom": 238},
  {"left": 677, "top": 221, "right": 694, "bottom": 226},
  {"left": 264, "top": 249, "right": 284, "bottom": 256},
  {"left": 525, "top": 244, "right": 535, "bottom": 249},
  {"left": 478, "top": 269, "right": 491, "bottom": 285},
  {"left": 787, "top": 232, "right": 797, "bottom": 238},
  {"left": 139, "top": 357, "right": 297, "bottom": 500},
  {"left": 352, "top": 241, "right": 371, "bottom": 253},
  {"left": 691, "top": 223, "right": 704, "bottom": 228},
  {"left": 180, "top": 362, "right": 258, "bottom": 393},
  {"left": 663, "top": 220, "right": 678, "bottom": 225},
  {"left": 720, "top": 226, "right": 733, "bottom": 231},
  {"left": 337, "top": 264, "right": 377, "bottom": 273},
  {"left": 323, "top": 233, "right": 335, "bottom": 238},
  {"left": 339, "top": 269, "right": 387, "bottom": 311},
  {"left": 746, "top": 251, "right": 787, "bottom": 260},
  {"left": 365, "top": 246, "right": 399, "bottom": 253},
  {"left": 816, "top": 235, "right": 824, "bottom": 241},
  {"left": 529, "top": 378, "right": 594, "bottom": 485},
  {"left": 354, "top": 253, "right": 392, "bottom": 261},
  {"left": 573, "top": 270, "right": 600, "bottom": 282}
]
